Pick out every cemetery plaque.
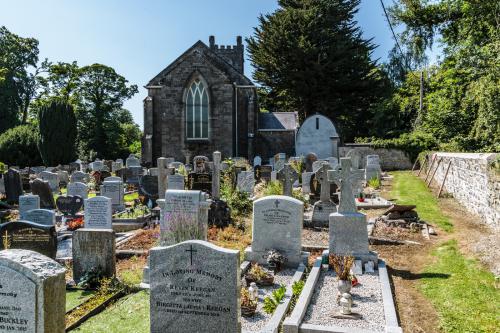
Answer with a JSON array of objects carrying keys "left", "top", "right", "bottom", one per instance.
[
  {"left": 84, "top": 196, "right": 112, "bottom": 229},
  {"left": 30, "top": 178, "right": 56, "bottom": 209},
  {"left": 187, "top": 172, "right": 212, "bottom": 193},
  {"left": 24, "top": 209, "right": 55, "bottom": 226},
  {"left": 245, "top": 195, "right": 303, "bottom": 267},
  {"left": 56, "top": 195, "right": 83, "bottom": 215},
  {"left": 0, "top": 249, "right": 65, "bottom": 333},
  {"left": 0, "top": 220, "right": 57, "bottom": 258},
  {"left": 149, "top": 240, "right": 240, "bottom": 333}
]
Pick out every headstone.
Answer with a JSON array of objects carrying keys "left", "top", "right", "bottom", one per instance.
[
  {"left": 125, "top": 166, "right": 142, "bottom": 185},
  {"left": 193, "top": 155, "right": 209, "bottom": 173},
  {"left": 277, "top": 164, "right": 298, "bottom": 196},
  {"left": 236, "top": 171, "right": 254, "bottom": 195},
  {"left": 365, "top": 154, "right": 382, "bottom": 181},
  {"left": 84, "top": 196, "right": 112, "bottom": 229},
  {"left": 0, "top": 249, "right": 65, "bottom": 333},
  {"left": 245, "top": 195, "right": 304, "bottom": 267},
  {"left": 90, "top": 160, "right": 104, "bottom": 171},
  {"left": 72, "top": 228, "right": 115, "bottom": 283},
  {"left": 4, "top": 169, "right": 23, "bottom": 204},
  {"left": 67, "top": 182, "right": 88, "bottom": 200},
  {"left": 167, "top": 174, "right": 185, "bottom": 190},
  {"left": 149, "top": 240, "right": 240, "bottom": 333},
  {"left": 103, "top": 176, "right": 121, "bottom": 182},
  {"left": 56, "top": 195, "right": 83, "bottom": 216},
  {"left": 101, "top": 180, "right": 124, "bottom": 212},
  {"left": 23, "top": 209, "right": 55, "bottom": 226},
  {"left": 18, "top": 194, "right": 40, "bottom": 219},
  {"left": 157, "top": 157, "right": 168, "bottom": 199},
  {"left": 328, "top": 158, "right": 375, "bottom": 261},
  {"left": 0, "top": 177, "right": 4, "bottom": 194},
  {"left": 328, "top": 157, "right": 339, "bottom": 170},
  {"left": 139, "top": 175, "right": 159, "bottom": 203},
  {"left": 70, "top": 171, "right": 89, "bottom": 183},
  {"left": 30, "top": 166, "right": 46, "bottom": 175},
  {"left": 30, "top": 178, "right": 56, "bottom": 209},
  {"left": 57, "top": 170, "right": 70, "bottom": 187},
  {"left": 187, "top": 172, "right": 212, "bottom": 193},
  {"left": 0, "top": 220, "right": 57, "bottom": 258},
  {"left": 161, "top": 190, "right": 210, "bottom": 245},
  {"left": 346, "top": 149, "right": 363, "bottom": 169},
  {"left": 258, "top": 165, "right": 272, "bottom": 183},
  {"left": 271, "top": 170, "right": 277, "bottom": 182},
  {"left": 126, "top": 154, "right": 140, "bottom": 167},
  {"left": 311, "top": 163, "right": 337, "bottom": 227},
  {"left": 211, "top": 151, "right": 221, "bottom": 199},
  {"left": 253, "top": 155, "right": 262, "bottom": 167},
  {"left": 273, "top": 153, "right": 286, "bottom": 172},
  {"left": 304, "top": 153, "right": 318, "bottom": 172},
  {"left": 301, "top": 172, "right": 313, "bottom": 194},
  {"left": 168, "top": 161, "right": 183, "bottom": 170},
  {"left": 39, "top": 171, "right": 59, "bottom": 192},
  {"left": 312, "top": 160, "right": 326, "bottom": 173}
]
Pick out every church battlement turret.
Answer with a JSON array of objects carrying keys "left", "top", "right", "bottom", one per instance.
[{"left": 209, "top": 35, "right": 244, "bottom": 74}]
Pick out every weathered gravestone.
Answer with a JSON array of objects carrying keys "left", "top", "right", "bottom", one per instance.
[
  {"left": 149, "top": 240, "right": 241, "bottom": 333},
  {"left": 139, "top": 175, "right": 159, "bottom": 204},
  {"left": 157, "top": 157, "right": 169, "bottom": 199},
  {"left": 125, "top": 166, "right": 143, "bottom": 185},
  {"left": 0, "top": 249, "right": 65, "bottom": 333},
  {"left": 253, "top": 155, "right": 262, "bottom": 167},
  {"left": 56, "top": 195, "right": 83, "bottom": 216},
  {"left": 245, "top": 195, "right": 305, "bottom": 268},
  {"left": 67, "top": 182, "right": 88, "bottom": 200},
  {"left": 304, "top": 153, "right": 318, "bottom": 172},
  {"left": 273, "top": 153, "right": 286, "bottom": 172},
  {"left": 4, "top": 169, "right": 23, "bottom": 204},
  {"left": 126, "top": 154, "right": 141, "bottom": 168},
  {"left": 18, "top": 194, "right": 40, "bottom": 219},
  {"left": 30, "top": 178, "right": 55, "bottom": 209},
  {"left": 70, "top": 171, "right": 89, "bottom": 184},
  {"left": 311, "top": 163, "right": 337, "bottom": 227},
  {"left": 167, "top": 174, "right": 185, "bottom": 190},
  {"left": 365, "top": 154, "right": 382, "bottom": 181},
  {"left": 23, "top": 209, "right": 55, "bottom": 226},
  {"left": 161, "top": 190, "right": 210, "bottom": 246},
  {"left": 277, "top": 163, "right": 298, "bottom": 197},
  {"left": 57, "top": 170, "right": 70, "bottom": 187},
  {"left": 39, "top": 171, "right": 59, "bottom": 192},
  {"left": 301, "top": 171, "right": 313, "bottom": 194},
  {"left": 328, "top": 158, "right": 376, "bottom": 263},
  {"left": 84, "top": 196, "right": 112, "bottom": 229},
  {"left": 0, "top": 220, "right": 57, "bottom": 258},
  {"left": 101, "top": 180, "right": 124, "bottom": 212},
  {"left": 90, "top": 160, "right": 104, "bottom": 171},
  {"left": 236, "top": 171, "right": 254, "bottom": 195},
  {"left": 256, "top": 165, "right": 272, "bottom": 183},
  {"left": 72, "top": 228, "right": 116, "bottom": 283},
  {"left": 193, "top": 155, "right": 209, "bottom": 173}
]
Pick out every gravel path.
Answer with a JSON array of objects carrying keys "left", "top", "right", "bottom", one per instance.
[
  {"left": 303, "top": 270, "right": 386, "bottom": 332},
  {"left": 241, "top": 268, "right": 296, "bottom": 332},
  {"left": 302, "top": 228, "right": 329, "bottom": 247}
]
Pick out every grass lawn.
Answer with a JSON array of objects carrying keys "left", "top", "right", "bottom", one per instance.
[
  {"left": 66, "top": 289, "right": 96, "bottom": 312},
  {"left": 72, "top": 291, "right": 149, "bottom": 333},
  {"left": 421, "top": 240, "right": 499, "bottom": 333},
  {"left": 389, "top": 171, "right": 453, "bottom": 232}
]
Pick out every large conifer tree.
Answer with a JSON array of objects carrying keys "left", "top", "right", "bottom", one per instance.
[{"left": 247, "top": 0, "right": 388, "bottom": 141}]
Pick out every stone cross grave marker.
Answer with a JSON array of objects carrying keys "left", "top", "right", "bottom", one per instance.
[
  {"left": 149, "top": 240, "right": 241, "bottom": 333},
  {"left": 328, "top": 158, "right": 365, "bottom": 213},
  {"left": 157, "top": 157, "right": 168, "bottom": 199},
  {"left": 311, "top": 163, "right": 337, "bottom": 227},
  {"left": 277, "top": 163, "right": 298, "bottom": 196},
  {"left": 245, "top": 195, "right": 304, "bottom": 267},
  {"left": 30, "top": 178, "right": 55, "bottom": 209},
  {"left": 84, "top": 196, "right": 112, "bottom": 229},
  {"left": 18, "top": 194, "right": 40, "bottom": 219},
  {"left": 0, "top": 249, "right": 65, "bottom": 333}
]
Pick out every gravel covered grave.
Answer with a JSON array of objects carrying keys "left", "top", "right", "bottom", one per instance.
[
  {"left": 303, "top": 270, "right": 386, "bottom": 332},
  {"left": 241, "top": 268, "right": 296, "bottom": 332}
]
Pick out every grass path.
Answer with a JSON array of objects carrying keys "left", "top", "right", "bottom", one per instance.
[
  {"left": 389, "top": 171, "right": 499, "bottom": 333},
  {"left": 66, "top": 289, "right": 96, "bottom": 312}
]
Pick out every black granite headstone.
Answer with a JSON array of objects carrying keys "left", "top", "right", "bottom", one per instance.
[
  {"left": 56, "top": 195, "right": 83, "bottom": 216},
  {"left": 187, "top": 172, "right": 212, "bottom": 193},
  {"left": 30, "top": 178, "right": 56, "bottom": 209},
  {"left": 0, "top": 220, "right": 57, "bottom": 258},
  {"left": 139, "top": 175, "right": 159, "bottom": 203},
  {"left": 4, "top": 169, "right": 23, "bottom": 204}
]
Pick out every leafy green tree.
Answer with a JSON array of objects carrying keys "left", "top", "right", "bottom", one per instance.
[
  {"left": 0, "top": 124, "right": 43, "bottom": 167},
  {"left": 75, "top": 64, "right": 138, "bottom": 159},
  {"left": 247, "top": 0, "right": 389, "bottom": 141},
  {"left": 38, "top": 100, "right": 77, "bottom": 165}
]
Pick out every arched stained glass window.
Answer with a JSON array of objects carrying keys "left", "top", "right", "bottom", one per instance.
[{"left": 186, "top": 79, "right": 209, "bottom": 139}]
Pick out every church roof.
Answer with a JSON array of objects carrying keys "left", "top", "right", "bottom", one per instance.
[
  {"left": 258, "top": 112, "right": 298, "bottom": 131},
  {"left": 146, "top": 40, "right": 253, "bottom": 87}
]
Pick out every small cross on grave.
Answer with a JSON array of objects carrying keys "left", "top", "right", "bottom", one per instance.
[
  {"left": 328, "top": 158, "right": 365, "bottom": 213},
  {"left": 315, "top": 163, "right": 333, "bottom": 203},
  {"left": 274, "top": 199, "right": 280, "bottom": 208},
  {"left": 277, "top": 164, "right": 298, "bottom": 196},
  {"left": 185, "top": 244, "right": 197, "bottom": 265}
]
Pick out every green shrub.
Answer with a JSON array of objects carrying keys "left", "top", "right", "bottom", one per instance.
[
  {"left": 292, "top": 280, "right": 305, "bottom": 296},
  {"left": 367, "top": 177, "right": 381, "bottom": 189},
  {"left": 38, "top": 100, "right": 77, "bottom": 165},
  {"left": 263, "top": 180, "right": 283, "bottom": 196},
  {"left": 220, "top": 168, "right": 252, "bottom": 218},
  {"left": 0, "top": 124, "right": 43, "bottom": 167},
  {"left": 263, "top": 284, "right": 286, "bottom": 314}
]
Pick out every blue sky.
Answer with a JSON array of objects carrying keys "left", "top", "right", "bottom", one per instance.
[{"left": 1, "top": 0, "right": 403, "bottom": 128}]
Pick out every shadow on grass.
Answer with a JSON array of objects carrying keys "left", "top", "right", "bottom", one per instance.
[{"left": 389, "top": 267, "right": 450, "bottom": 281}]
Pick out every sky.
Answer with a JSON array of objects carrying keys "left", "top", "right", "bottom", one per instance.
[{"left": 1, "top": 0, "right": 405, "bottom": 129}]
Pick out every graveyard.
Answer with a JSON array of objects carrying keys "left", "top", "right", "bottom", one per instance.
[{"left": 0, "top": 1, "right": 499, "bottom": 333}]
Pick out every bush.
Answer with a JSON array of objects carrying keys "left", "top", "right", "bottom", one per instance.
[{"left": 0, "top": 124, "right": 43, "bottom": 167}]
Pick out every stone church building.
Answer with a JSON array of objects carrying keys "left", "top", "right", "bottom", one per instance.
[{"left": 142, "top": 36, "right": 299, "bottom": 166}]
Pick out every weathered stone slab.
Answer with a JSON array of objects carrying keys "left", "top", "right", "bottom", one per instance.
[
  {"left": 67, "top": 182, "right": 88, "bottom": 200},
  {"left": 70, "top": 171, "right": 89, "bottom": 183},
  {"left": 84, "top": 196, "right": 112, "bottom": 229},
  {"left": 149, "top": 240, "right": 240, "bottom": 333},
  {"left": 101, "top": 180, "right": 124, "bottom": 211},
  {"left": 329, "top": 212, "right": 369, "bottom": 256},
  {"left": 39, "top": 171, "right": 59, "bottom": 192},
  {"left": 0, "top": 249, "right": 65, "bottom": 333},
  {"left": 23, "top": 209, "right": 55, "bottom": 226},
  {"left": 30, "top": 178, "right": 55, "bottom": 209},
  {"left": 167, "top": 174, "right": 185, "bottom": 190}
]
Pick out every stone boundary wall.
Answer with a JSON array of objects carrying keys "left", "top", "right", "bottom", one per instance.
[
  {"left": 340, "top": 145, "right": 413, "bottom": 170},
  {"left": 430, "top": 152, "right": 499, "bottom": 230}
]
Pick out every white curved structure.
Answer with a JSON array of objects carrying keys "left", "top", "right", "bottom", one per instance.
[{"left": 295, "top": 114, "right": 340, "bottom": 159}]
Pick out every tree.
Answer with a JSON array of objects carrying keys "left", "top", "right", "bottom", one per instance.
[
  {"left": 38, "top": 100, "right": 77, "bottom": 165},
  {"left": 75, "top": 64, "right": 138, "bottom": 159},
  {"left": 0, "top": 26, "right": 40, "bottom": 133},
  {"left": 0, "top": 124, "right": 43, "bottom": 167},
  {"left": 247, "top": 0, "right": 388, "bottom": 141}
]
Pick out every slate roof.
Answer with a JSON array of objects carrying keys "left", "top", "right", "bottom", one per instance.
[{"left": 258, "top": 112, "right": 298, "bottom": 131}]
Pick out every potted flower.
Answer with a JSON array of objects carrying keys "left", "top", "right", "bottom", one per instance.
[
  {"left": 329, "top": 254, "right": 354, "bottom": 301},
  {"left": 240, "top": 287, "right": 257, "bottom": 317},
  {"left": 267, "top": 249, "right": 286, "bottom": 273},
  {"left": 245, "top": 263, "right": 274, "bottom": 286},
  {"left": 357, "top": 192, "right": 365, "bottom": 202}
]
